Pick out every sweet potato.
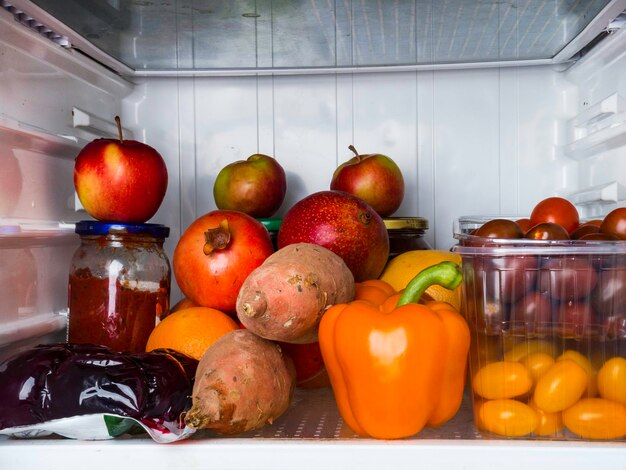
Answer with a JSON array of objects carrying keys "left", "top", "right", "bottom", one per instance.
[
  {"left": 236, "top": 242, "right": 355, "bottom": 343},
  {"left": 184, "top": 329, "right": 295, "bottom": 435}
]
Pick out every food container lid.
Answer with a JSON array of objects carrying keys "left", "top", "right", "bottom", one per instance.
[
  {"left": 257, "top": 218, "right": 282, "bottom": 232},
  {"left": 383, "top": 217, "right": 428, "bottom": 231},
  {"left": 453, "top": 216, "right": 625, "bottom": 255},
  {"left": 75, "top": 221, "right": 170, "bottom": 238}
]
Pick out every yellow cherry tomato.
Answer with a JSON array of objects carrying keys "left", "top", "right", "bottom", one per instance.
[
  {"left": 563, "top": 398, "right": 626, "bottom": 440},
  {"left": 520, "top": 352, "right": 555, "bottom": 385},
  {"left": 472, "top": 397, "right": 487, "bottom": 432},
  {"left": 529, "top": 398, "right": 563, "bottom": 436},
  {"left": 557, "top": 350, "right": 598, "bottom": 397},
  {"left": 533, "top": 359, "right": 587, "bottom": 413},
  {"left": 597, "top": 357, "right": 626, "bottom": 405},
  {"left": 503, "top": 340, "right": 557, "bottom": 362},
  {"left": 472, "top": 361, "right": 533, "bottom": 400},
  {"left": 478, "top": 399, "right": 538, "bottom": 437}
]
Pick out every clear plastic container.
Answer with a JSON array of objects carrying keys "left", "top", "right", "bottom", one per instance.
[
  {"left": 453, "top": 216, "right": 626, "bottom": 441},
  {"left": 67, "top": 221, "right": 171, "bottom": 353}
]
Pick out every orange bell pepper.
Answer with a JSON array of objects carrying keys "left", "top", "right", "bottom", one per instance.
[{"left": 318, "top": 261, "right": 470, "bottom": 439}]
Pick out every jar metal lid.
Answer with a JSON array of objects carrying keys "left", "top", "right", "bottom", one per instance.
[
  {"left": 383, "top": 217, "right": 429, "bottom": 230},
  {"left": 75, "top": 221, "right": 170, "bottom": 238},
  {"left": 257, "top": 218, "right": 282, "bottom": 232}
]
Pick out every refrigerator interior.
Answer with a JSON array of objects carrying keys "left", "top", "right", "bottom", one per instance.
[{"left": 2, "top": 1, "right": 626, "bottom": 467}]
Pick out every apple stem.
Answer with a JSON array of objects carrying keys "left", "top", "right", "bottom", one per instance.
[
  {"left": 115, "top": 116, "right": 124, "bottom": 144},
  {"left": 348, "top": 145, "right": 361, "bottom": 161}
]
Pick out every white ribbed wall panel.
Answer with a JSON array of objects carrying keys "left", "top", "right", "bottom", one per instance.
[{"left": 130, "top": 66, "right": 575, "bottom": 264}]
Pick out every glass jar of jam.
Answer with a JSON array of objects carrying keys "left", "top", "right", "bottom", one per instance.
[
  {"left": 383, "top": 217, "right": 431, "bottom": 260},
  {"left": 68, "top": 221, "right": 170, "bottom": 353}
]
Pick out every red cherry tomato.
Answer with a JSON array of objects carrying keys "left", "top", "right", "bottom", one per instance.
[
  {"left": 516, "top": 218, "right": 532, "bottom": 233},
  {"left": 539, "top": 256, "right": 597, "bottom": 302},
  {"left": 570, "top": 224, "right": 600, "bottom": 240},
  {"left": 580, "top": 232, "right": 620, "bottom": 241},
  {"left": 525, "top": 222, "right": 569, "bottom": 240},
  {"left": 509, "top": 291, "right": 552, "bottom": 335},
  {"left": 591, "top": 265, "right": 626, "bottom": 320},
  {"left": 603, "top": 314, "right": 626, "bottom": 338},
  {"left": 583, "top": 219, "right": 602, "bottom": 227},
  {"left": 530, "top": 197, "right": 579, "bottom": 234},
  {"left": 554, "top": 300, "right": 596, "bottom": 338},
  {"left": 600, "top": 207, "right": 626, "bottom": 240},
  {"left": 474, "top": 219, "right": 524, "bottom": 239}
]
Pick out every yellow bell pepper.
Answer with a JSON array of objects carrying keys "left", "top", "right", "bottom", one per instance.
[{"left": 318, "top": 261, "right": 470, "bottom": 439}]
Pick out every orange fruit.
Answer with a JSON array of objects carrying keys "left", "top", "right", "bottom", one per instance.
[
  {"left": 169, "top": 297, "right": 196, "bottom": 314},
  {"left": 379, "top": 250, "right": 462, "bottom": 310},
  {"left": 146, "top": 306, "right": 239, "bottom": 360}
]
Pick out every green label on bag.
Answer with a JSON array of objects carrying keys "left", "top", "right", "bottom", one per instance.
[{"left": 103, "top": 415, "right": 142, "bottom": 437}]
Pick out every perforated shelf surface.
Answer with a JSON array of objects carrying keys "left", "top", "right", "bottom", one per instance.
[
  {"left": 3, "top": 387, "right": 626, "bottom": 470},
  {"left": 203, "top": 386, "right": 481, "bottom": 441}
]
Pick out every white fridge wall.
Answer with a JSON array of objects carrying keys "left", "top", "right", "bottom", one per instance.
[{"left": 131, "top": 65, "right": 576, "bottom": 262}]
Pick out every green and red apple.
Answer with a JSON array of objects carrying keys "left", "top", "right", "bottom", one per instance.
[
  {"left": 330, "top": 145, "right": 404, "bottom": 217},
  {"left": 74, "top": 117, "right": 168, "bottom": 223},
  {"left": 213, "top": 154, "right": 287, "bottom": 218},
  {"left": 278, "top": 190, "right": 390, "bottom": 281}
]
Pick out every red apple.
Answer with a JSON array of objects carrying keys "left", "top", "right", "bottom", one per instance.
[
  {"left": 330, "top": 145, "right": 404, "bottom": 217},
  {"left": 213, "top": 154, "right": 286, "bottom": 218},
  {"left": 279, "top": 341, "right": 330, "bottom": 389},
  {"left": 277, "top": 190, "right": 389, "bottom": 281},
  {"left": 74, "top": 116, "right": 167, "bottom": 223}
]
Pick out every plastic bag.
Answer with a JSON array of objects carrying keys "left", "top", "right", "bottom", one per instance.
[{"left": 0, "top": 343, "right": 198, "bottom": 443}]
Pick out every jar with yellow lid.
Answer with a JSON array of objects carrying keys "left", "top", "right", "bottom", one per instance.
[{"left": 383, "top": 217, "right": 431, "bottom": 259}]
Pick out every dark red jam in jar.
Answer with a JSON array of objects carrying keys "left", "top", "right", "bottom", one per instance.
[
  {"left": 68, "top": 221, "right": 170, "bottom": 353},
  {"left": 383, "top": 217, "right": 431, "bottom": 260}
]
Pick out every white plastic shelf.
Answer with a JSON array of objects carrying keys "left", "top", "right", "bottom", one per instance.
[
  {"left": 564, "top": 93, "right": 626, "bottom": 160},
  {"left": 1, "top": 388, "right": 625, "bottom": 470}
]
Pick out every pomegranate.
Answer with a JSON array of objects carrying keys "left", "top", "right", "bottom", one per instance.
[{"left": 173, "top": 210, "right": 273, "bottom": 313}]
